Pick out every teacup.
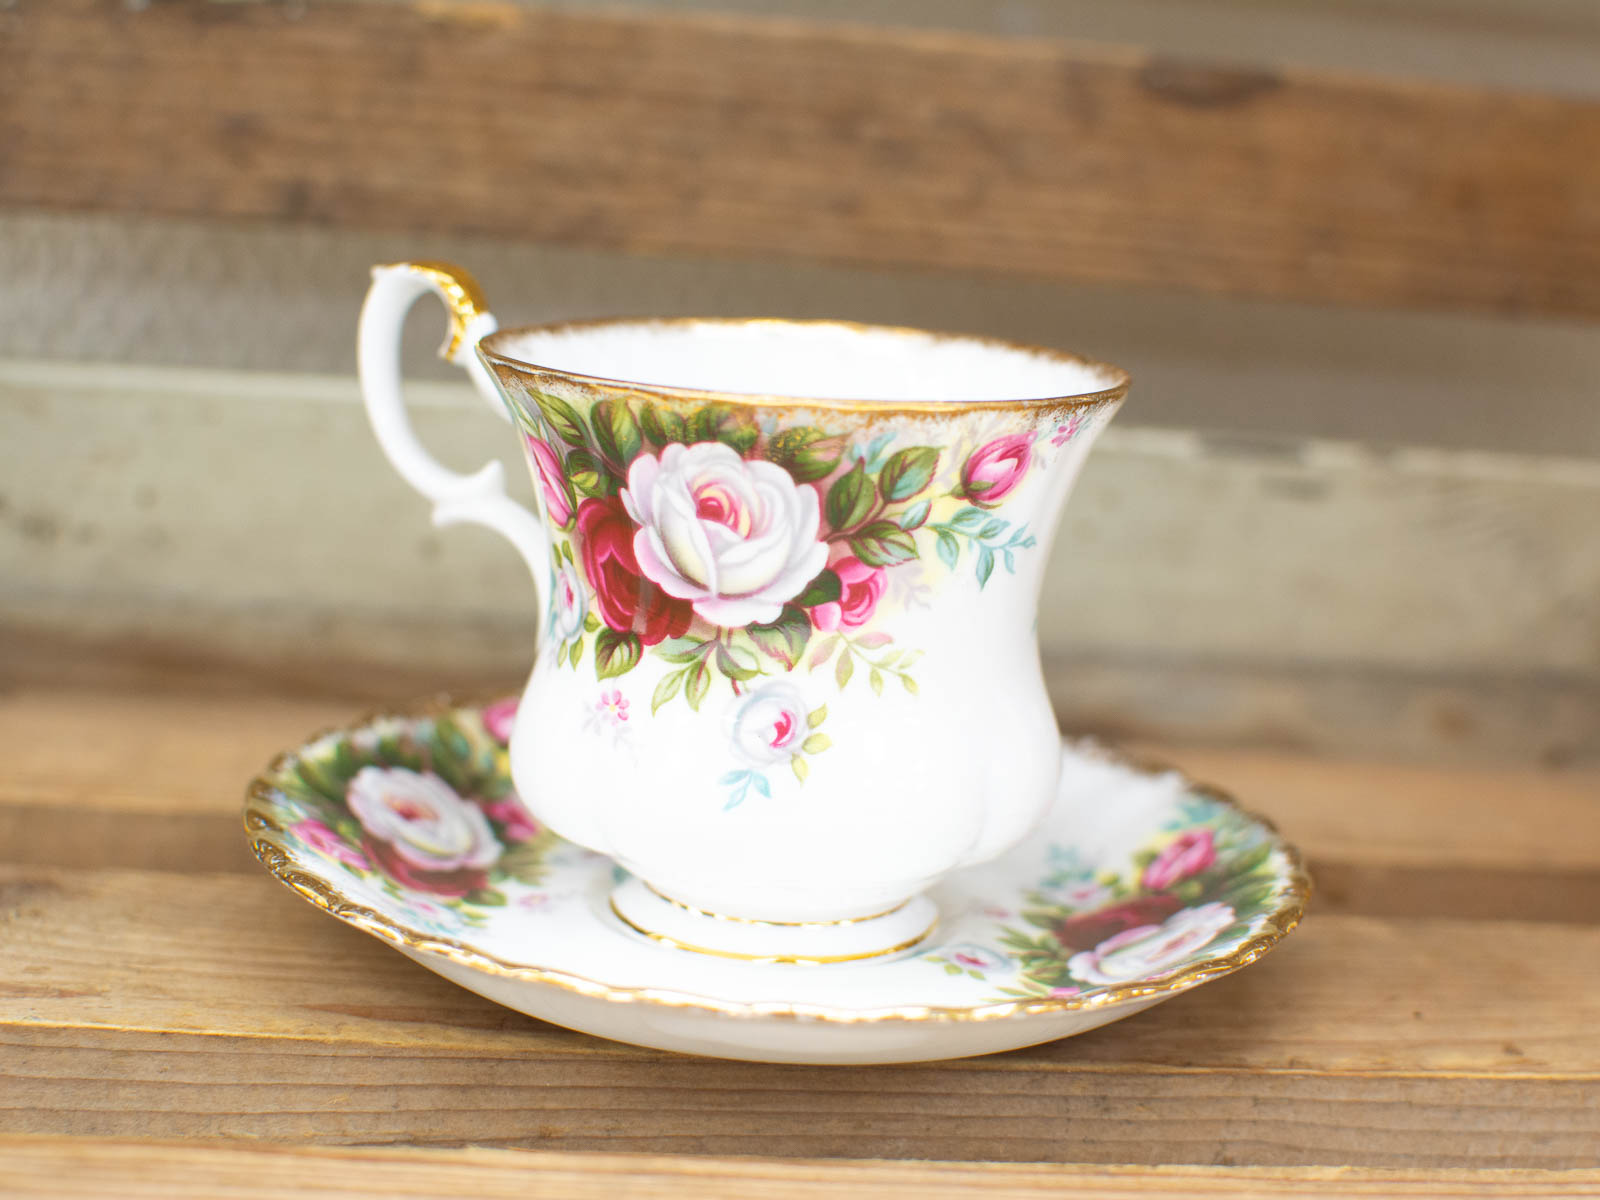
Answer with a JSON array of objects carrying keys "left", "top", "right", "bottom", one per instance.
[{"left": 357, "top": 261, "right": 1128, "bottom": 962}]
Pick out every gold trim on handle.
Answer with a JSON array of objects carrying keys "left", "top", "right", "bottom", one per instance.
[{"left": 382, "top": 260, "right": 491, "bottom": 360}]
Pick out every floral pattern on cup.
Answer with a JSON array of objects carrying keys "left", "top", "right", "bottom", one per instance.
[
  {"left": 720, "top": 684, "right": 830, "bottom": 808},
  {"left": 511, "top": 388, "right": 1089, "bottom": 732},
  {"left": 977, "top": 795, "right": 1289, "bottom": 1002},
  {"left": 261, "top": 707, "right": 555, "bottom": 922}
]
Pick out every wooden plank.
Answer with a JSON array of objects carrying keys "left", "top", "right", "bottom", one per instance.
[
  {"left": 6, "top": 359, "right": 1600, "bottom": 763},
  {"left": 2, "top": 1139, "right": 1598, "bottom": 1200},
  {"left": 3, "top": 3, "right": 1599, "bottom": 319},
  {"left": 3, "top": 687, "right": 1597, "bottom": 917},
  {"left": 2, "top": 863, "right": 1597, "bottom": 1165}
]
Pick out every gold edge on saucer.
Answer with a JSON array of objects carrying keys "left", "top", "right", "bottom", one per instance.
[{"left": 242, "top": 698, "right": 1313, "bottom": 1027}]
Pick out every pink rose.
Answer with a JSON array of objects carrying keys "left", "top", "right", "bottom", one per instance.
[
  {"left": 807, "top": 554, "right": 885, "bottom": 632},
  {"left": 622, "top": 442, "right": 827, "bottom": 627},
  {"left": 524, "top": 436, "right": 573, "bottom": 527},
  {"left": 481, "top": 697, "right": 518, "bottom": 744},
  {"left": 290, "top": 818, "right": 369, "bottom": 870},
  {"left": 962, "top": 433, "right": 1035, "bottom": 507},
  {"left": 1142, "top": 830, "right": 1217, "bottom": 891}
]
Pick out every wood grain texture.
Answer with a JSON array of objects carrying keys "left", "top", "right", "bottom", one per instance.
[
  {"left": 2, "top": 862, "right": 1597, "bottom": 1165},
  {"left": 3, "top": 2, "right": 1599, "bottom": 318},
  {"left": 2, "top": 1139, "right": 1598, "bottom": 1200}
]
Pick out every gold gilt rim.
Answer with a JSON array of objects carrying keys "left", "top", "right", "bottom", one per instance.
[
  {"left": 477, "top": 316, "right": 1130, "bottom": 419},
  {"left": 242, "top": 696, "right": 1312, "bottom": 1027}
]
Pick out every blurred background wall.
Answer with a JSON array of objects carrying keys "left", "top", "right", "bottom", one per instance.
[{"left": 3, "top": 0, "right": 1597, "bottom": 764}]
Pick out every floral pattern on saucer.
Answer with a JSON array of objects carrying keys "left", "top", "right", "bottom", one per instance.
[
  {"left": 247, "top": 702, "right": 1309, "bottom": 1033},
  {"left": 250, "top": 704, "right": 558, "bottom": 926},
  {"left": 975, "top": 793, "right": 1291, "bottom": 1002}
]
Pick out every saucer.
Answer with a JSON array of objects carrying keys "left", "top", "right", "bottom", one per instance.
[{"left": 245, "top": 700, "right": 1310, "bottom": 1065}]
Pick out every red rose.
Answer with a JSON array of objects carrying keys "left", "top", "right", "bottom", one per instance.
[
  {"left": 575, "top": 495, "right": 692, "bottom": 646},
  {"left": 363, "top": 838, "right": 490, "bottom": 898},
  {"left": 1053, "top": 893, "right": 1183, "bottom": 951}
]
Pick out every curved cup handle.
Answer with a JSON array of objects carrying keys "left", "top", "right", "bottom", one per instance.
[{"left": 357, "top": 261, "right": 550, "bottom": 624}]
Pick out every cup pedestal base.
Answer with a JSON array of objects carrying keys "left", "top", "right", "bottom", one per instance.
[{"left": 609, "top": 877, "right": 938, "bottom": 964}]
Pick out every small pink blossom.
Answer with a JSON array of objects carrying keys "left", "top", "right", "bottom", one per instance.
[
  {"left": 1142, "top": 830, "right": 1217, "bottom": 891},
  {"left": 290, "top": 818, "right": 369, "bottom": 870},
  {"left": 1048, "top": 986, "right": 1082, "bottom": 998},
  {"left": 481, "top": 697, "right": 519, "bottom": 744},
  {"left": 595, "top": 688, "right": 630, "bottom": 726},
  {"left": 1051, "top": 415, "right": 1083, "bottom": 447}
]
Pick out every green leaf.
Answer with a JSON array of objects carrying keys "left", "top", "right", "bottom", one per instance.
[
  {"left": 568, "top": 638, "right": 584, "bottom": 668},
  {"left": 806, "top": 704, "right": 827, "bottom": 728},
  {"left": 640, "top": 403, "right": 688, "bottom": 447},
  {"left": 533, "top": 391, "right": 588, "bottom": 448},
  {"left": 807, "top": 634, "right": 839, "bottom": 670},
  {"left": 825, "top": 460, "right": 874, "bottom": 531},
  {"left": 655, "top": 636, "right": 711, "bottom": 664},
  {"left": 594, "top": 627, "right": 643, "bottom": 679},
  {"left": 766, "top": 426, "right": 846, "bottom": 483},
  {"left": 975, "top": 546, "right": 996, "bottom": 588},
  {"left": 564, "top": 447, "right": 606, "bottom": 497},
  {"left": 593, "top": 399, "right": 644, "bottom": 467},
  {"left": 901, "top": 674, "right": 919, "bottom": 695},
  {"left": 745, "top": 605, "right": 811, "bottom": 668},
  {"left": 848, "top": 520, "right": 918, "bottom": 567},
  {"left": 583, "top": 611, "right": 600, "bottom": 634},
  {"left": 979, "top": 518, "right": 1007, "bottom": 540},
  {"left": 948, "top": 507, "right": 986, "bottom": 532},
  {"left": 877, "top": 446, "right": 940, "bottom": 502},
  {"left": 714, "top": 641, "right": 762, "bottom": 681},
  {"left": 685, "top": 661, "right": 712, "bottom": 710},
  {"left": 464, "top": 887, "right": 508, "bottom": 907},
  {"left": 690, "top": 407, "right": 759, "bottom": 454},
  {"left": 897, "top": 499, "right": 931, "bottom": 531},
  {"left": 792, "top": 569, "right": 841, "bottom": 609},
  {"left": 791, "top": 755, "right": 809, "bottom": 783},
  {"left": 801, "top": 732, "right": 831, "bottom": 754},
  {"left": 651, "top": 669, "right": 685, "bottom": 714},
  {"left": 869, "top": 668, "right": 884, "bottom": 695},
  {"left": 835, "top": 651, "right": 854, "bottom": 689},
  {"left": 934, "top": 529, "right": 959, "bottom": 570},
  {"left": 496, "top": 842, "right": 549, "bottom": 885}
]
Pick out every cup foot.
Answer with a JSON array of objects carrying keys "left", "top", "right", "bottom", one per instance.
[{"left": 609, "top": 877, "right": 938, "bottom": 964}]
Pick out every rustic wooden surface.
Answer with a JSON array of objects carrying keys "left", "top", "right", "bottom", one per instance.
[
  {"left": 1, "top": 676, "right": 1596, "bottom": 1180},
  {"left": 4, "top": 2, "right": 1599, "bottom": 320},
  {"left": 3, "top": 1139, "right": 1599, "bottom": 1200}
]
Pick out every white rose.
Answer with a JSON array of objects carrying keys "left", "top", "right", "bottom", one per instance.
[
  {"left": 346, "top": 766, "right": 499, "bottom": 872},
  {"left": 1067, "top": 901, "right": 1236, "bottom": 986},
  {"left": 730, "top": 683, "right": 809, "bottom": 765},
  {"left": 549, "top": 558, "right": 587, "bottom": 644},
  {"left": 622, "top": 442, "right": 827, "bottom": 628}
]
